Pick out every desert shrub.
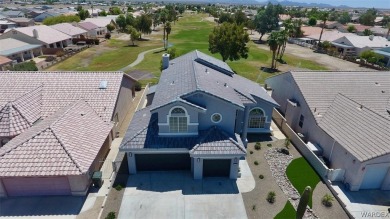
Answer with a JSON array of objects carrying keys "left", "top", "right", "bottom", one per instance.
[
  {"left": 267, "top": 191, "right": 276, "bottom": 203},
  {"left": 249, "top": 151, "right": 253, "bottom": 154},
  {"left": 45, "top": 56, "right": 56, "bottom": 62},
  {"left": 259, "top": 174, "right": 264, "bottom": 179},
  {"left": 254, "top": 142, "right": 261, "bottom": 150},
  {"left": 114, "top": 184, "right": 123, "bottom": 191},
  {"left": 105, "top": 32, "right": 111, "bottom": 39},
  {"left": 254, "top": 161, "right": 259, "bottom": 165},
  {"left": 134, "top": 81, "right": 142, "bottom": 91},
  {"left": 321, "top": 193, "right": 334, "bottom": 207},
  {"left": 56, "top": 51, "right": 65, "bottom": 57},
  {"left": 105, "top": 211, "right": 115, "bottom": 219}
]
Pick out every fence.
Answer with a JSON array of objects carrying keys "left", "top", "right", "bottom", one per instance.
[
  {"left": 135, "top": 83, "right": 150, "bottom": 111},
  {"left": 273, "top": 109, "right": 330, "bottom": 179},
  {"left": 288, "top": 39, "right": 314, "bottom": 49}
]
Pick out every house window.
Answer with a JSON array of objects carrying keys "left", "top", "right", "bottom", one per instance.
[
  {"left": 169, "top": 107, "right": 188, "bottom": 133},
  {"left": 211, "top": 113, "right": 222, "bottom": 123},
  {"left": 299, "top": 114, "right": 304, "bottom": 128},
  {"left": 248, "top": 108, "right": 266, "bottom": 128}
]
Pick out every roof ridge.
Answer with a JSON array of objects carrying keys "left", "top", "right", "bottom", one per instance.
[{"left": 48, "top": 127, "right": 83, "bottom": 173}]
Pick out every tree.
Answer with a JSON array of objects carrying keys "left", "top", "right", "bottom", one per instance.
[
  {"left": 77, "top": 9, "right": 90, "bottom": 20},
  {"left": 254, "top": 3, "right": 281, "bottom": 41},
  {"left": 360, "top": 50, "right": 384, "bottom": 65},
  {"left": 337, "top": 12, "right": 351, "bottom": 24},
  {"left": 116, "top": 14, "right": 127, "bottom": 31},
  {"left": 165, "top": 22, "right": 172, "bottom": 50},
  {"left": 127, "top": 6, "right": 134, "bottom": 12},
  {"left": 359, "top": 8, "right": 377, "bottom": 26},
  {"left": 152, "top": 13, "right": 160, "bottom": 30},
  {"left": 159, "top": 9, "right": 169, "bottom": 49},
  {"left": 106, "top": 24, "right": 115, "bottom": 32},
  {"left": 267, "top": 31, "right": 279, "bottom": 69},
  {"left": 363, "top": 29, "right": 374, "bottom": 36},
  {"left": 347, "top": 25, "right": 356, "bottom": 33},
  {"left": 276, "top": 30, "right": 288, "bottom": 60},
  {"left": 246, "top": 19, "right": 255, "bottom": 35},
  {"left": 308, "top": 17, "right": 317, "bottom": 26},
  {"left": 135, "top": 14, "right": 152, "bottom": 38},
  {"left": 218, "top": 12, "right": 233, "bottom": 24},
  {"left": 43, "top": 15, "right": 80, "bottom": 25},
  {"left": 98, "top": 10, "right": 107, "bottom": 16},
  {"left": 109, "top": 7, "right": 121, "bottom": 15},
  {"left": 208, "top": 22, "right": 249, "bottom": 62},
  {"left": 127, "top": 25, "right": 140, "bottom": 46},
  {"left": 126, "top": 14, "right": 136, "bottom": 26},
  {"left": 234, "top": 10, "right": 247, "bottom": 25},
  {"left": 178, "top": 5, "right": 185, "bottom": 14},
  {"left": 318, "top": 12, "right": 329, "bottom": 44}
]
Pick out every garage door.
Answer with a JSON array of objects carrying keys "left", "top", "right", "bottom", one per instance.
[
  {"left": 3, "top": 177, "right": 71, "bottom": 196},
  {"left": 135, "top": 154, "right": 190, "bottom": 171},
  {"left": 360, "top": 165, "right": 389, "bottom": 189},
  {"left": 203, "top": 159, "right": 231, "bottom": 177}
]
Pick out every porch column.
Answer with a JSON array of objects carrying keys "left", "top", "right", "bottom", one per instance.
[
  {"left": 53, "top": 43, "right": 57, "bottom": 48},
  {"left": 127, "top": 152, "right": 136, "bottom": 174},
  {"left": 229, "top": 157, "right": 239, "bottom": 179},
  {"left": 40, "top": 47, "right": 43, "bottom": 56},
  {"left": 60, "top": 41, "right": 64, "bottom": 48},
  {"left": 193, "top": 157, "right": 203, "bottom": 180},
  {"left": 29, "top": 50, "right": 34, "bottom": 59},
  {"left": 241, "top": 106, "right": 250, "bottom": 147},
  {"left": 19, "top": 53, "right": 25, "bottom": 62}
]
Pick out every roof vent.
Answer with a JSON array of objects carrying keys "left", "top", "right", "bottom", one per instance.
[
  {"left": 32, "top": 29, "right": 38, "bottom": 38},
  {"left": 375, "top": 82, "right": 380, "bottom": 86},
  {"left": 224, "top": 83, "right": 228, "bottom": 87},
  {"left": 205, "top": 68, "right": 209, "bottom": 73},
  {"left": 382, "top": 90, "right": 385, "bottom": 93},
  {"left": 170, "top": 80, "right": 175, "bottom": 85},
  {"left": 369, "top": 35, "right": 374, "bottom": 41},
  {"left": 99, "top": 80, "right": 108, "bottom": 89},
  {"left": 358, "top": 105, "right": 363, "bottom": 110}
]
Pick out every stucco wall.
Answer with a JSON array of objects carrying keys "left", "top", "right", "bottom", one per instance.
[
  {"left": 68, "top": 175, "right": 90, "bottom": 196},
  {"left": 0, "top": 179, "right": 6, "bottom": 197}
]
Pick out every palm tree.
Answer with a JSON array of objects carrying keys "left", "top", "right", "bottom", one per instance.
[
  {"left": 318, "top": 12, "right": 329, "bottom": 44},
  {"left": 159, "top": 9, "right": 168, "bottom": 49},
  {"left": 278, "top": 30, "right": 289, "bottom": 61},
  {"left": 165, "top": 22, "right": 172, "bottom": 50},
  {"left": 268, "top": 32, "right": 279, "bottom": 69}
]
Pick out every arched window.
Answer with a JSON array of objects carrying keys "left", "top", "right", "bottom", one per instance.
[
  {"left": 169, "top": 107, "right": 188, "bottom": 133},
  {"left": 248, "top": 108, "right": 266, "bottom": 128}
]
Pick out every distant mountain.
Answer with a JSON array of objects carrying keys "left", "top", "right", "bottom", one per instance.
[
  {"left": 260, "top": 0, "right": 351, "bottom": 8},
  {"left": 143, "top": 0, "right": 260, "bottom": 5}
]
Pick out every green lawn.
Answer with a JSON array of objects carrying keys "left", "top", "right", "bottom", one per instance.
[
  {"left": 286, "top": 157, "right": 321, "bottom": 208},
  {"left": 274, "top": 201, "right": 296, "bottom": 219}
]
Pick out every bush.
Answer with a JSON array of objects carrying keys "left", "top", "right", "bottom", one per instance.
[
  {"left": 10, "top": 61, "right": 38, "bottom": 71},
  {"left": 321, "top": 193, "right": 334, "bottom": 207},
  {"left": 45, "top": 56, "right": 56, "bottom": 62},
  {"left": 267, "top": 191, "right": 276, "bottom": 203},
  {"left": 56, "top": 51, "right": 65, "bottom": 57},
  {"left": 267, "top": 143, "right": 272, "bottom": 147},
  {"left": 259, "top": 174, "right": 264, "bottom": 179},
  {"left": 249, "top": 151, "right": 253, "bottom": 154},
  {"left": 254, "top": 161, "right": 259, "bottom": 165},
  {"left": 279, "top": 148, "right": 290, "bottom": 155},
  {"left": 134, "top": 81, "right": 142, "bottom": 91},
  {"left": 105, "top": 32, "right": 111, "bottom": 39},
  {"left": 284, "top": 138, "right": 291, "bottom": 148},
  {"left": 252, "top": 205, "right": 256, "bottom": 211},
  {"left": 114, "top": 184, "right": 123, "bottom": 191},
  {"left": 105, "top": 211, "right": 115, "bottom": 219},
  {"left": 254, "top": 142, "right": 261, "bottom": 150}
]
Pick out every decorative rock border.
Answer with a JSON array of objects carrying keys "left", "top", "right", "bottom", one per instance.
[{"left": 265, "top": 148, "right": 319, "bottom": 219}]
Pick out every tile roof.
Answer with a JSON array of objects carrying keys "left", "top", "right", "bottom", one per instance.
[
  {"left": 0, "top": 71, "right": 127, "bottom": 123},
  {"left": 0, "top": 100, "right": 113, "bottom": 177},
  {"left": 84, "top": 18, "right": 114, "bottom": 28},
  {"left": 318, "top": 94, "right": 390, "bottom": 162},
  {"left": 50, "top": 23, "right": 87, "bottom": 37},
  {"left": 151, "top": 50, "right": 277, "bottom": 111},
  {"left": 6, "top": 25, "right": 71, "bottom": 45},
  {"left": 0, "top": 56, "right": 12, "bottom": 65},
  {"left": 335, "top": 35, "right": 390, "bottom": 49},
  {"left": 77, "top": 22, "right": 99, "bottom": 31},
  {"left": 0, "top": 38, "right": 41, "bottom": 56},
  {"left": 120, "top": 108, "right": 246, "bottom": 155},
  {"left": 0, "top": 85, "right": 42, "bottom": 137},
  {"left": 306, "top": 31, "right": 355, "bottom": 42}
]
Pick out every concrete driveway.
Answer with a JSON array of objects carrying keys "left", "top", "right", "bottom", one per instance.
[{"left": 118, "top": 171, "right": 248, "bottom": 219}]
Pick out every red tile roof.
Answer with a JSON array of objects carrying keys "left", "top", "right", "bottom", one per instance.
[{"left": 0, "top": 56, "right": 12, "bottom": 65}]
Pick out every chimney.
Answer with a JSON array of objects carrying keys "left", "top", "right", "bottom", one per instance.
[
  {"left": 162, "top": 53, "right": 170, "bottom": 70},
  {"left": 369, "top": 35, "right": 374, "bottom": 41},
  {"left": 32, "top": 29, "right": 38, "bottom": 38}
]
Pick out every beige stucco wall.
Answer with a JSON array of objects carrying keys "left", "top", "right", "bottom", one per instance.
[
  {"left": 0, "top": 179, "right": 6, "bottom": 197},
  {"left": 68, "top": 175, "right": 90, "bottom": 196}
]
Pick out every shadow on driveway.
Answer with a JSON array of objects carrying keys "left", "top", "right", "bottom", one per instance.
[
  {"left": 0, "top": 195, "right": 86, "bottom": 217},
  {"left": 125, "top": 171, "right": 239, "bottom": 195}
]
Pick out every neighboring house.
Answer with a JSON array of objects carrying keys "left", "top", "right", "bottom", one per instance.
[
  {"left": 301, "top": 26, "right": 324, "bottom": 36},
  {"left": 0, "top": 55, "right": 12, "bottom": 70},
  {"left": 120, "top": 51, "right": 278, "bottom": 180},
  {"left": 6, "top": 17, "right": 35, "bottom": 27},
  {"left": 0, "top": 20, "right": 17, "bottom": 33},
  {"left": 51, "top": 23, "right": 87, "bottom": 39},
  {"left": 0, "top": 38, "right": 42, "bottom": 62},
  {"left": 33, "top": 11, "right": 59, "bottom": 22},
  {"left": 0, "top": 10, "right": 25, "bottom": 18},
  {"left": 0, "top": 25, "right": 72, "bottom": 48},
  {"left": 0, "top": 71, "right": 137, "bottom": 197},
  {"left": 331, "top": 35, "right": 390, "bottom": 56},
  {"left": 76, "top": 21, "right": 104, "bottom": 38},
  {"left": 84, "top": 17, "right": 115, "bottom": 36},
  {"left": 306, "top": 31, "right": 355, "bottom": 44},
  {"left": 374, "top": 47, "right": 390, "bottom": 67},
  {"left": 265, "top": 71, "right": 390, "bottom": 191},
  {"left": 369, "top": 26, "right": 389, "bottom": 38}
]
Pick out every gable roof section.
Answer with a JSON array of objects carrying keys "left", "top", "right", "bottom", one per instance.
[
  {"left": 0, "top": 56, "right": 12, "bottom": 65},
  {"left": 7, "top": 25, "right": 71, "bottom": 45},
  {"left": 318, "top": 94, "right": 390, "bottom": 162},
  {"left": 0, "top": 100, "right": 113, "bottom": 177},
  {"left": 0, "top": 71, "right": 126, "bottom": 122},
  {"left": 0, "top": 85, "right": 42, "bottom": 137},
  {"left": 0, "top": 38, "right": 41, "bottom": 56},
  {"left": 334, "top": 35, "right": 390, "bottom": 49},
  {"left": 150, "top": 50, "right": 277, "bottom": 111},
  {"left": 50, "top": 23, "right": 87, "bottom": 37},
  {"left": 77, "top": 22, "right": 99, "bottom": 31},
  {"left": 84, "top": 18, "right": 114, "bottom": 28}
]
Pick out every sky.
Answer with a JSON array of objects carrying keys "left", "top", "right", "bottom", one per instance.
[{"left": 272, "top": 0, "right": 390, "bottom": 8}]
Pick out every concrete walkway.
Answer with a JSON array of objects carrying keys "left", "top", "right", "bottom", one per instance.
[{"left": 119, "top": 47, "right": 164, "bottom": 72}]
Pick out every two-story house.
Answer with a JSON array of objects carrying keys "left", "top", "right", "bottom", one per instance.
[{"left": 120, "top": 51, "right": 278, "bottom": 179}]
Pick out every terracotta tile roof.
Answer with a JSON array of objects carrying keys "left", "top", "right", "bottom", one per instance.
[
  {"left": 0, "top": 86, "right": 42, "bottom": 137},
  {"left": 0, "top": 71, "right": 127, "bottom": 123},
  {"left": 0, "top": 100, "right": 113, "bottom": 177},
  {"left": 0, "top": 56, "right": 12, "bottom": 66}
]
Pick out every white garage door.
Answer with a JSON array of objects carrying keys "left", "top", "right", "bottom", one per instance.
[
  {"left": 360, "top": 165, "right": 389, "bottom": 189},
  {"left": 3, "top": 177, "right": 71, "bottom": 196}
]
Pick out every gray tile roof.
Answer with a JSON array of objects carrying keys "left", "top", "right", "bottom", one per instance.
[
  {"left": 0, "top": 71, "right": 128, "bottom": 123},
  {"left": 0, "top": 38, "right": 42, "bottom": 56},
  {"left": 151, "top": 50, "right": 277, "bottom": 111},
  {"left": 0, "top": 100, "right": 113, "bottom": 177},
  {"left": 120, "top": 109, "right": 246, "bottom": 155},
  {"left": 318, "top": 94, "right": 390, "bottom": 162}
]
